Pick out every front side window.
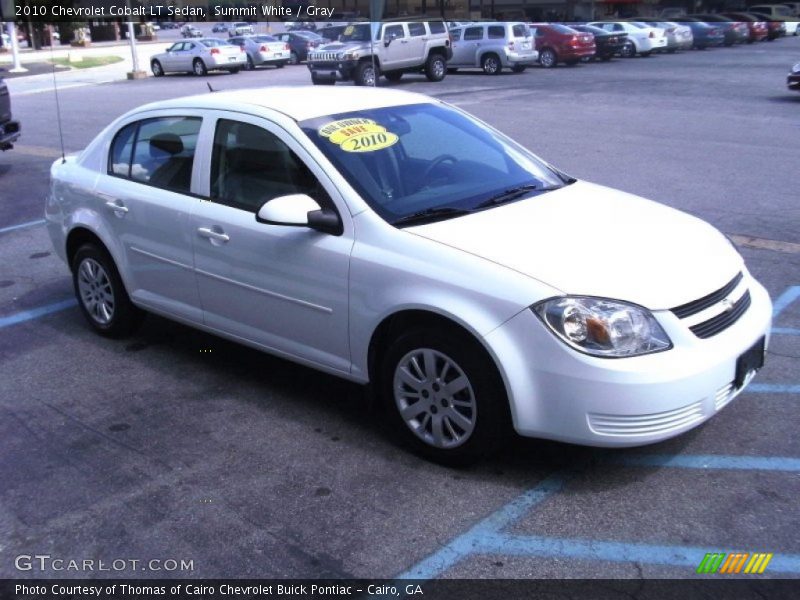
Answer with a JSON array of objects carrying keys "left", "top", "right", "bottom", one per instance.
[
  {"left": 109, "top": 117, "right": 201, "bottom": 195},
  {"left": 300, "top": 104, "right": 565, "bottom": 226},
  {"left": 384, "top": 24, "right": 405, "bottom": 40},
  {"left": 210, "top": 120, "right": 323, "bottom": 212},
  {"left": 464, "top": 27, "right": 483, "bottom": 41}
]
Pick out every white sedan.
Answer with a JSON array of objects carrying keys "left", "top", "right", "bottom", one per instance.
[
  {"left": 45, "top": 87, "right": 771, "bottom": 464},
  {"left": 150, "top": 38, "right": 246, "bottom": 77},
  {"left": 589, "top": 21, "right": 668, "bottom": 57}
]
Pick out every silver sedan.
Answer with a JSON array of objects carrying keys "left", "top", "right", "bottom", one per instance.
[
  {"left": 229, "top": 35, "right": 291, "bottom": 70},
  {"left": 150, "top": 38, "right": 247, "bottom": 77}
]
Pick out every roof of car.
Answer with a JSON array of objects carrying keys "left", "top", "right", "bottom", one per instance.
[{"left": 133, "top": 86, "right": 437, "bottom": 122}]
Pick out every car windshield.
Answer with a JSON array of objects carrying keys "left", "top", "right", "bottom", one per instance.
[
  {"left": 255, "top": 35, "right": 277, "bottom": 42},
  {"left": 338, "top": 23, "right": 379, "bottom": 42},
  {"left": 300, "top": 103, "right": 566, "bottom": 226}
]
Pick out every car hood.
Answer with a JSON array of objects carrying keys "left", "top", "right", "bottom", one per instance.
[
  {"left": 406, "top": 181, "right": 742, "bottom": 310},
  {"left": 315, "top": 41, "right": 368, "bottom": 53}
]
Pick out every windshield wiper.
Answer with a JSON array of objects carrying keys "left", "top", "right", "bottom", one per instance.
[
  {"left": 392, "top": 206, "right": 473, "bottom": 227},
  {"left": 474, "top": 184, "right": 540, "bottom": 210}
]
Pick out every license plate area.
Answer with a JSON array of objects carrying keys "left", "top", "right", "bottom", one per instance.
[{"left": 735, "top": 336, "right": 765, "bottom": 389}]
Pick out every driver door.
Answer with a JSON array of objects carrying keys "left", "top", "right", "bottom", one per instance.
[{"left": 190, "top": 112, "right": 354, "bottom": 374}]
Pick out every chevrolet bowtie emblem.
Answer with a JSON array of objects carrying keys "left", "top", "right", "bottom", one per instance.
[{"left": 721, "top": 298, "right": 735, "bottom": 313}]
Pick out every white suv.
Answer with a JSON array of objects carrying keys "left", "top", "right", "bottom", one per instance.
[
  {"left": 228, "top": 22, "right": 254, "bottom": 37},
  {"left": 307, "top": 21, "right": 452, "bottom": 86}
]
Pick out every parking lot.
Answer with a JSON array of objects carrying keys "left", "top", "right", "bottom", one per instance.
[{"left": 1, "top": 36, "right": 799, "bottom": 582}]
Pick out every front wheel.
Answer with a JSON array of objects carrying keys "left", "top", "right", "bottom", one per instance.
[
  {"left": 193, "top": 59, "right": 207, "bottom": 76},
  {"left": 151, "top": 60, "right": 164, "bottom": 77},
  {"left": 620, "top": 41, "right": 635, "bottom": 58},
  {"left": 539, "top": 48, "right": 557, "bottom": 68},
  {"left": 425, "top": 54, "right": 447, "bottom": 81},
  {"left": 379, "top": 327, "right": 510, "bottom": 465},
  {"left": 354, "top": 61, "right": 377, "bottom": 86},
  {"left": 72, "top": 245, "right": 142, "bottom": 338}
]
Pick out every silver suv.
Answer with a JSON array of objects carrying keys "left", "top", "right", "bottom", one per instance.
[
  {"left": 306, "top": 20, "right": 452, "bottom": 86},
  {"left": 448, "top": 22, "right": 538, "bottom": 75},
  {"left": 228, "top": 22, "right": 254, "bottom": 37}
]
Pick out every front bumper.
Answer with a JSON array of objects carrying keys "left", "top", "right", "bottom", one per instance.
[
  {"left": 483, "top": 274, "right": 772, "bottom": 447},
  {"left": 308, "top": 59, "right": 357, "bottom": 81},
  {"left": 788, "top": 73, "right": 800, "bottom": 90},
  {"left": 0, "top": 119, "right": 20, "bottom": 150}
]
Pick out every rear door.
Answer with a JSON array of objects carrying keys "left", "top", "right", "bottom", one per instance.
[
  {"left": 95, "top": 112, "right": 204, "bottom": 323},
  {"left": 462, "top": 25, "right": 484, "bottom": 66}
]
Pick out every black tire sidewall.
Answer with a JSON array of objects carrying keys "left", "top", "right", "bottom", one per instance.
[
  {"left": 425, "top": 54, "right": 446, "bottom": 81},
  {"left": 72, "top": 245, "right": 140, "bottom": 338},
  {"left": 378, "top": 327, "right": 509, "bottom": 464}
]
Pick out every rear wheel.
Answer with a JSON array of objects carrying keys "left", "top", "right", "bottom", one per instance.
[
  {"left": 246, "top": 55, "right": 255, "bottom": 70},
  {"left": 620, "top": 41, "right": 635, "bottom": 58},
  {"left": 539, "top": 48, "right": 557, "bottom": 68},
  {"left": 151, "top": 59, "right": 164, "bottom": 77},
  {"left": 425, "top": 53, "right": 447, "bottom": 81},
  {"left": 481, "top": 53, "right": 502, "bottom": 75},
  {"left": 72, "top": 245, "right": 142, "bottom": 338},
  {"left": 354, "top": 61, "right": 377, "bottom": 86},
  {"left": 379, "top": 326, "right": 509, "bottom": 465},
  {"left": 228, "top": 67, "right": 241, "bottom": 74},
  {"left": 276, "top": 61, "right": 286, "bottom": 68},
  {"left": 640, "top": 51, "right": 651, "bottom": 57},
  {"left": 193, "top": 58, "right": 207, "bottom": 76},
  {"left": 511, "top": 64, "right": 526, "bottom": 73}
]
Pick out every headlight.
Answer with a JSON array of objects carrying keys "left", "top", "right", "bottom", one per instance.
[
  {"left": 533, "top": 297, "right": 672, "bottom": 358},
  {"left": 792, "top": 63, "right": 800, "bottom": 74},
  {"left": 341, "top": 52, "right": 357, "bottom": 60}
]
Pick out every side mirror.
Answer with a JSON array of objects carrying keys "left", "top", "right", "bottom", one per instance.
[
  {"left": 256, "top": 194, "right": 343, "bottom": 236},
  {"left": 384, "top": 32, "right": 397, "bottom": 47}
]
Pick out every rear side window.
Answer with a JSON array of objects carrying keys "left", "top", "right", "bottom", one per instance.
[
  {"left": 464, "top": 27, "right": 483, "bottom": 41},
  {"left": 512, "top": 24, "right": 529, "bottom": 37},
  {"left": 110, "top": 117, "right": 201, "bottom": 194},
  {"left": 408, "top": 23, "right": 426, "bottom": 37},
  {"left": 428, "top": 22, "right": 445, "bottom": 34},
  {"left": 487, "top": 26, "right": 505, "bottom": 39}
]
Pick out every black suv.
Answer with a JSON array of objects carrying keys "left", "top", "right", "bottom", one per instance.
[{"left": 0, "top": 75, "right": 21, "bottom": 151}]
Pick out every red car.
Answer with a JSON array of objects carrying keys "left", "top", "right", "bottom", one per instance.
[
  {"left": 721, "top": 14, "right": 770, "bottom": 42},
  {"left": 530, "top": 23, "right": 596, "bottom": 68}
]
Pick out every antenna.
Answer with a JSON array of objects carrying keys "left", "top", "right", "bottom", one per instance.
[
  {"left": 207, "top": 82, "right": 215, "bottom": 93},
  {"left": 49, "top": 36, "right": 67, "bottom": 163}
]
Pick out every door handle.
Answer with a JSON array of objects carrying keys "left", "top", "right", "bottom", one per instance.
[
  {"left": 105, "top": 200, "right": 129, "bottom": 215},
  {"left": 400, "top": 39, "right": 409, "bottom": 44},
  {"left": 197, "top": 227, "right": 230, "bottom": 243}
]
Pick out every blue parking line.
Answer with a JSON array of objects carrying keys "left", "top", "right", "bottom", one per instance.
[
  {"left": 609, "top": 453, "right": 800, "bottom": 472},
  {"left": 772, "top": 327, "right": 800, "bottom": 336},
  {"left": 476, "top": 533, "right": 800, "bottom": 574},
  {"left": 0, "top": 219, "right": 46, "bottom": 235},
  {"left": 396, "top": 472, "right": 569, "bottom": 579},
  {"left": 0, "top": 298, "right": 77, "bottom": 329},
  {"left": 749, "top": 383, "right": 800, "bottom": 394},
  {"left": 772, "top": 286, "right": 800, "bottom": 319}
]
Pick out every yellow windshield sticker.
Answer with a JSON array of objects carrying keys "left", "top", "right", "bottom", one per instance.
[
  {"left": 319, "top": 118, "right": 399, "bottom": 153},
  {"left": 343, "top": 26, "right": 354, "bottom": 35}
]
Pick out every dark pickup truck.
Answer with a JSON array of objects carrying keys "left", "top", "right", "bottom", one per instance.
[{"left": 1, "top": 76, "right": 21, "bottom": 151}]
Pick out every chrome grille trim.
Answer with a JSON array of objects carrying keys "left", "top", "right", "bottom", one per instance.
[
  {"left": 671, "top": 272, "right": 743, "bottom": 319},
  {"left": 587, "top": 400, "right": 704, "bottom": 436},
  {"left": 690, "top": 290, "right": 751, "bottom": 339}
]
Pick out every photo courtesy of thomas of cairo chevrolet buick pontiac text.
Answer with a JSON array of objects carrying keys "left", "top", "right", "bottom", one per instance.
[{"left": 45, "top": 87, "right": 771, "bottom": 464}]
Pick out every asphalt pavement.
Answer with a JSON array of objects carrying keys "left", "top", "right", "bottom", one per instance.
[{"left": 0, "top": 37, "right": 799, "bottom": 582}]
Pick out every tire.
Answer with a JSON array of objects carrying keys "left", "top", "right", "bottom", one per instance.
[
  {"left": 246, "top": 55, "right": 255, "bottom": 71},
  {"left": 384, "top": 71, "right": 403, "bottom": 82},
  {"left": 667, "top": 48, "right": 677, "bottom": 53},
  {"left": 193, "top": 58, "right": 207, "bottom": 76},
  {"left": 311, "top": 73, "right": 335, "bottom": 85},
  {"left": 640, "top": 51, "right": 651, "bottom": 58},
  {"left": 276, "top": 61, "right": 285, "bottom": 68},
  {"left": 228, "top": 67, "right": 240, "bottom": 74},
  {"left": 379, "top": 326, "right": 510, "bottom": 465},
  {"left": 511, "top": 64, "right": 526, "bottom": 73},
  {"left": 71, "top": 244, "right": 143, "bottom": 338},
  {"left": 354, "top": 61, "right": 377, "bottom": 86},
  {"left": 289, "top": 51, "right": 299, "bottom": 65},
  {"left": 620, "top": 41, "right": 635, "bottom": 58},
  {"left": 151, "top": 60, "right": 164, "bottom": 77},
  {"left": 564, "top": 59, "right": 579, "bottom": 66},
  {"left": 480, "top": 53, "right": 502, "bottom": 75},
  {"left": 447, "top": 67, "right": 458, "bottom": 73},
  {"left": 601, "top": 54, "right": 613, "bottom": 61},
  {"left": 424, "top": 53, "right": 447, "bottom": 81},
  {"left": 539, "top": 48, "right": 557, "bottom": 68}
]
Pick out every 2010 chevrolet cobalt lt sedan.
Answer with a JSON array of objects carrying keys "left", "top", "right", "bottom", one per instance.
[{"left": 46, "top": 87, "right": 771, "bottom": 463}]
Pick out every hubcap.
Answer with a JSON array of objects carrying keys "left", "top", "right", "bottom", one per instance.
[
  {"left": 363, "top": 67, "right": 375, "bottom": 85},
  {"left": 77, "top": 258, "right": 115, "bottom": 325},
  {"left": 485, "top": 58, "right": 498, "bottom": 73},
  {"left": 194, "top": 61, "right": 203, "bottom": 74},
  {"left": 393, "top": 348, "right": 477, "bottom": 450},
  {"left": 433, "top": 59, "right": 444, "bottom": 77}
]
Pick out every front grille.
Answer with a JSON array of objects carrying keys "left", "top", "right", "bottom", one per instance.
[
  {"left": 310, "top": 52, "right": 339, "bottom": 61},
  {"left": 588, "top": 400, "right": 704, "bottom": 436},
  {"left": 690, "top": 290, "right": 751, "bottom": 339},
  {"left": 671, "top": 272, "right": 743, "bottom": 319}
]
